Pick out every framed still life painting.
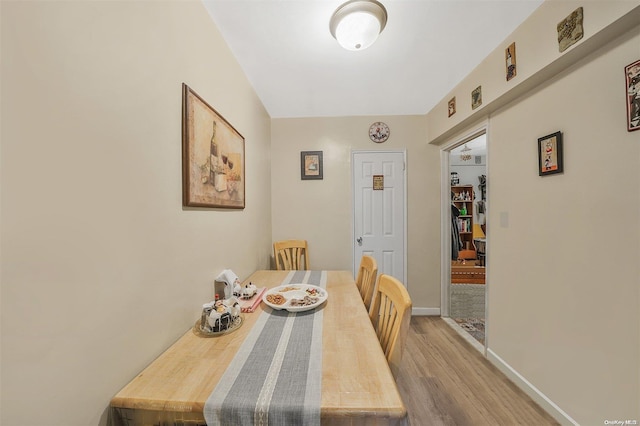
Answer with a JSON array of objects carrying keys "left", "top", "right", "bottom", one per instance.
[
  {"left": 625, "top": 59, "right": 640, "bottom": 132},
  {"left": 182, "top": 83, "right": 245, "bottom": 208},
  {"left": 538, "top": 131, "right": 564, "bottom": 176}
]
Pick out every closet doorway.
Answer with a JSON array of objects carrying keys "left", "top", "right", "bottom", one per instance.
[{"left": 441, "top": 129, "right": 487, "bottom": 351}]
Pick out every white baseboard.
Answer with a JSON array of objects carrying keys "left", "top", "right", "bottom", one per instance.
[
  {"left": 412, "top": 307, "right": 440, "bottom": 316},
  {"left": 486, "top": 348, "right": 578, "bottom": 426}
]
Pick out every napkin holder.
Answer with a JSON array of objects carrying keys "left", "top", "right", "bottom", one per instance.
[{"left": 215, "top": 269, "right": 242, "bottom": 299}]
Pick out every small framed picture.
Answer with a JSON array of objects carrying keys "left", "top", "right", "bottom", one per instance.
[
  {"left": 471, "top": 86, "right": 482, "bottom": 110},
  {"left": 538, "top": 131, "right": 564, "bottom": 176},
  {"left": 301, "top": 151, "right": 323, "bottom": 180},
  {"left": 506, "top": 42, "right": 516, "bottom": 81},
  {"left": 557, "top": 7, "right": 584, "bottom": 53},
  {"left": 624, "top": 59, "right": 640, "bottom": 132},
  {"left": 448, "top": 97, "right": 456, "bottom": 117}
]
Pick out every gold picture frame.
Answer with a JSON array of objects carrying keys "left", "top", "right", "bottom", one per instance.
[{"left": 182, "top": 83, "right": 245, "bottom": 208}]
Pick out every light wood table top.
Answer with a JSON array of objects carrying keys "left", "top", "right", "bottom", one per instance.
[{"left": 110, "top": 270, "right": 406, "bottom": 425}]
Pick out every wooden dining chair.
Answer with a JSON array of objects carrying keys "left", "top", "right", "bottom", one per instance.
[
  {"left": 273, "top": 239, "right": 309, "bottom": 270},
  {"left": 369, "top": 274, "right": 412, "bottom": 377},
  {"left": 355, "top": 255, "right": 378, "bottom": 312}
]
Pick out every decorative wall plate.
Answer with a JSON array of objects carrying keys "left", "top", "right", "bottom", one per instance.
[{"left": 369, "top": 122, "right": 390, "bottom": 143}]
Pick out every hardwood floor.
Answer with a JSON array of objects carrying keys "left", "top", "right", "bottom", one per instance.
[{"left": 395, "top": 317, "right": 559, "bottom": 426}]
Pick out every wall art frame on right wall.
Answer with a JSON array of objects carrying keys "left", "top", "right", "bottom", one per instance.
[
  {"left": 625, "top": 59, "right": 640, "bottom": 132},
  {"left": 538, "top": 131, "right": 563, "bottom": 176}
]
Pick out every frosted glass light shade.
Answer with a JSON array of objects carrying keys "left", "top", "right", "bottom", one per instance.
[{"left": 330, "top": 0, "right": 387, "bottom": 51}]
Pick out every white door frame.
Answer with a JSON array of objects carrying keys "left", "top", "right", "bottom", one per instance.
[
  {"left": 351, "top": 150, "right": 408, "bottom": 286},
  {"left": 440, "top": 121, "right": 489, "bottom": 344}
]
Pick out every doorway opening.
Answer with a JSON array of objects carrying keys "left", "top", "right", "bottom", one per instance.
[{"left": 441, "top": 128, "right": 487, "bottom": 352}]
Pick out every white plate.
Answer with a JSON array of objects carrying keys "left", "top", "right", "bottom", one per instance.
[{"left": 263, "top": 284, "right": 328, "bottom": 312}]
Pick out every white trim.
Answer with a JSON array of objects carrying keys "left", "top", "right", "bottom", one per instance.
[
  {"left": 483, "top": 120, "right": 491, "bottom": 351},
  {"left": 439, "top": 149, "right": 451, "bottom": 317},
  {"left": 411, "top": 307, "right": 440, "bottom": 316},
  {"left": 486, "top": 348, "right": 579, "bottom": 426},
  {"left": 351, "top": 150, "right": 408, "bottom": 287},
  {"left": 439, "top": 120, "right": 489, "bottom": 352}
]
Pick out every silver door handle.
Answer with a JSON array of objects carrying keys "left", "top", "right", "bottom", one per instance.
[{"left": 356, "top": 237, "right": 363, "bottom": 246}]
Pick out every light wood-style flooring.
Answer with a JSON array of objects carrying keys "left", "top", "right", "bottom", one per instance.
[{"left": 395, "top": 317, "right": 559, "bottom": 426}]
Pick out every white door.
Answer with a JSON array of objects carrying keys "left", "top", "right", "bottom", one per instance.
[{"left": 352, "top": 151, "right": 406, "bottom": 285}]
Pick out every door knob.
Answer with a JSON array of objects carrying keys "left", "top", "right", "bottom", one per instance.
[{"left": 356, "top": 237, "right": 363, "bottom": 246}]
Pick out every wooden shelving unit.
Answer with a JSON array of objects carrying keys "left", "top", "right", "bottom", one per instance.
[{"left": 452, "top": 185, "right": 474, "bottom": 252}]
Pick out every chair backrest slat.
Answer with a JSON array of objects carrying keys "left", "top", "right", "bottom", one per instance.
[
  {"left": 369, "top": 274, "right": 412, "bottom": 377},
  {"left": 273, "top": 240, "right": 309, "bottom": 270},
  {"left": 355, "top": 255, "right": 378, "bottom": 312}
]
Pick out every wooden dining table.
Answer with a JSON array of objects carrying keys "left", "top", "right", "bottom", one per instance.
[{"left": 109, "top": 270, "right": 407, "bottom": 426}]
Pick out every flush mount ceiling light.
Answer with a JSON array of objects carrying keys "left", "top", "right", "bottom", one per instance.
[{"left": 329, "top": 0, "right": 388, "bottom": 51}]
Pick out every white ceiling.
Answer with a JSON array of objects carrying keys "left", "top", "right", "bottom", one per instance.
[{"left": 202, "top": 0, "right": 543, "bottom": 119}]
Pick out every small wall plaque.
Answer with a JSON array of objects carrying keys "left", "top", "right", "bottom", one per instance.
[
  {"left": 448, "top": 97, "right": 456, "bottom": 117},
  {"left": 506, "top": 42, "right": 516, "bottom": 81},
  {"left": 373, "top": 175, "right": 384, "bottom": 190},
  {"left": 557, "top": 7, "right": 584, "bottom": 53},
  {"left": 471, "top": 86, "right": 482, "bottom": 110}
]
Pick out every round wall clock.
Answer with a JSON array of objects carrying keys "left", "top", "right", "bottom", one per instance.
[{"left": 369, "top": 122, "right": 390, "bottom": 143}]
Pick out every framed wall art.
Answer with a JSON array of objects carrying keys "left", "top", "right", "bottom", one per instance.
[
  {"left": 471, "top": 86, "right": 482, "bottom": 110},
  {"left": 182, "top": 83, "right": 245, "bottom": 208},
  {"left": 506, "top": 42, "right": 517, "bottom": 81},
  {"left": 448, "top": 97, "right": 456, "bottom": 117},
  {"left": 538, "top": 131, "right": 564, "bottom": 176},
  {"left": 625, "top": 59, "right": 640, "bottom": 132},
  {"left": 557, "top": 7, "right": 583, "bottom": 53},
  {"left": 301, "top": 151, "right": 323, "bottom": 180}
]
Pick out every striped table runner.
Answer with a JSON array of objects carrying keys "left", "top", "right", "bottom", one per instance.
[{"left": 204, "top": 270, "right": 326, "bottom": 426}]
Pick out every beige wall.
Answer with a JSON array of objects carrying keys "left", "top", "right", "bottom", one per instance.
[
  {"left": 271, "top": 115, "right": 442, "bottom": 311},
  {"left": 426, "top": 2, "right": 640, "bottom": 424},
  {"left": 1, "top": 1, "right": 272, "bottom": 425},
  {"left": 489, "top": 28, "right": 639, "bottom": 423}
]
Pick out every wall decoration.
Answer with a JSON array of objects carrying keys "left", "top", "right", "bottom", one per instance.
[
  {"left": 450, "top": 172, "right": 459, "bottom": 186},
  {"left": 625, "top": 59, "right": 640, "bottom": 132},
  {"left": 471, "top": 86, "right": 482, "bottom": 110},
  {"left": 301, "top": 151, "right": 323, "bottom": 180},
  {"left": 182, "top": 83, "right": 245, "bottom": 208},
  {"left": 373, "top": 175, "right": 384, "bottom": 190},
  {"left": 538, "top": 131, "right": 564, "bottom": 176},
  {"left": 557, "top": 7, "right": 584, "bottom": 52},
  {"left": 368, "top": 122, "right": 390, "bottom": 143},
  {"left": 448, "top": 97, "right": 456, "bottom": 117},
  {"left": 506, "top": 42, "right": 517, "bottom": 81}
]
